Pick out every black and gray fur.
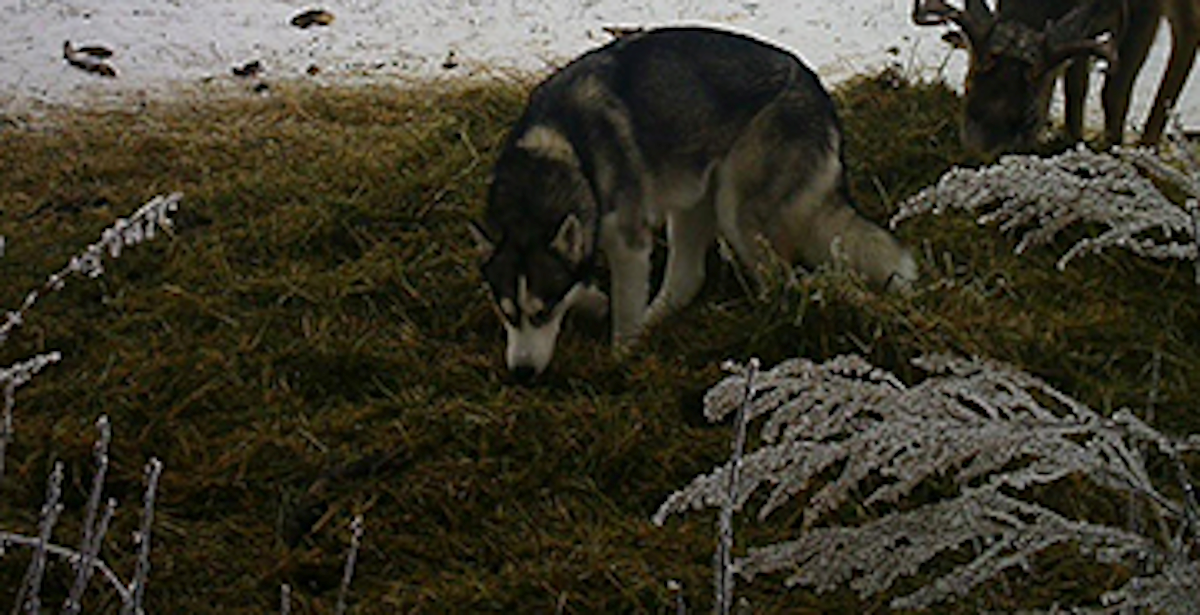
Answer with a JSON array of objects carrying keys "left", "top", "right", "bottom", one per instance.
[{"left": 473, "top": 27, "right": 916, "bottom": 380}]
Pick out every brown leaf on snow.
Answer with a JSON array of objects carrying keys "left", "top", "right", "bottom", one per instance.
[
  {"left": 232, "top": 60, "right": 263, "bottom": 78},
  {"left": 63, "top": 41, "right": 118, "bottom": 78},
  {"left": 291, "top": 9, "right": 335, "bottom": 29}
]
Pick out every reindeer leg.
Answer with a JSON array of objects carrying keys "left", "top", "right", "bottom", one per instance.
[
  {"left": 1104, "top": 6, "right": 1160, "bottom": 145},
  {"left": 1064, "top": 58, "right": 1090, "bottom": 143},
  {"left": 1142, "top": 15, "right": 1200, "bottom": 144}
]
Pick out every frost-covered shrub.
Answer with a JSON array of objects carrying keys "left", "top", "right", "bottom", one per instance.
[
  {"left": 1, "top": 194, "right": 179, "bottom": 614},
  {"left": 655, "top": 355, "right": 1200, "bottom": 613},
  {"left": 891, "top": 136, "right": 1200, "bottom": 283},
  {"left": 1, "top": 192, "right": 365, "bottom": 614}
]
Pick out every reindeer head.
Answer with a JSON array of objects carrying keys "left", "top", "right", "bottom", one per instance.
[{"left": 913, "top": 0, "right": 1119, "bottom": 157}]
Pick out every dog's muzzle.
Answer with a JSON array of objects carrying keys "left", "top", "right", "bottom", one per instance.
[{"left": 504, "top": 317, "right": 564, "bottom": 382}]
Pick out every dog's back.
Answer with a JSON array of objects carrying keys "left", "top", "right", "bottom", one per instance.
[{"left": 508, "top": 28, "right": 843, "bottom": 200}]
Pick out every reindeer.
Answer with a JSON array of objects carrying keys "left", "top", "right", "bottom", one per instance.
[{"left": 913, "top": 0, "right": 1198, "bottom": 156}]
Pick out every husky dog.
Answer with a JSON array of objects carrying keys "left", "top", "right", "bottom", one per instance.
[{"left": 473, "top": 27, "right": 916, "bottom": 381}]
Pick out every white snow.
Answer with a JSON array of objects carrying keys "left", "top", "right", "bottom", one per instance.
[{"left": 0, "top": 0, "right": 1196, "bottom": 132}]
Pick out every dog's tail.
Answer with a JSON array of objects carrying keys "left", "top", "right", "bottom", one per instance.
[
  {"left": 763, "top": 118, "right": 915, "bottom": 292},
  {"left": 779, "top": 170, "right": 917, "bottom": 293}
]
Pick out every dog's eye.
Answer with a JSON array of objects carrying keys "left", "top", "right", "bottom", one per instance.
[{"left": 528, "top": 308, "right": 554, "bottom": 327}]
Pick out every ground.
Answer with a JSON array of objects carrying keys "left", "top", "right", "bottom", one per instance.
[{"left": 1, "top": 69, "right": 1198, "bottom": 612}]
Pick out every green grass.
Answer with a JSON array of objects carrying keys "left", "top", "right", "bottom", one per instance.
[{"left": 0, "top": 69, "right": 1197, "bottom": 613}]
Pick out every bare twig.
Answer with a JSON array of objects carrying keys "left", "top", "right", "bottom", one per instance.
[
  {"left": 715, "top": 358, "right": 759, "bottom": 615},
  {"left": 335, "top": 515, "right": 365, "bottom": 615}
]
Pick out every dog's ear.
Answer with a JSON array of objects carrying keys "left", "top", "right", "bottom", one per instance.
[
  {"left": 467, "top": 221, "right": 495, "bottom": 260},
  {"left": 551, "top": 214, "right": 586, "bottom": 265}
]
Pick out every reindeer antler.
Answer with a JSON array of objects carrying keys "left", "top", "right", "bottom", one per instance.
[
  {"left": 912, "top": 0, "right": 959, "bottom": 25},
  {"left": 912, "top": 0, "right": 996, "bottom": 47},
  {"left": 1040, "top": 0, "right": 1125, "bottom": 74}
]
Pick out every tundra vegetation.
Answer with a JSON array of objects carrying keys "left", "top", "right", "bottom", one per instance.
[{"left": 1, "top": 66, "right": 1198, "bottom": 613}]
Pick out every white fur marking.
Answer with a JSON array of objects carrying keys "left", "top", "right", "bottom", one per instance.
[
  {"left": 499, "top": 297, "right": 518, "bottom": 321},
  {"left": 517, "top": 125, "right": 579, "bottom": 167},
  {"left": 504, "top": 317, "right": 563, "bottom": 374},
  {"left": 503, "top": 282, "right": 590, "bottom": 375},
  {"left": 516, "top": 276, "right": 546, "bottom": 317}
]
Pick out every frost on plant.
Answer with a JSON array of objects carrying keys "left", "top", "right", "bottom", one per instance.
[
  {"left": 1, "top": 417, "right": 162, "bottom": 614},
  {"left": 654, "top": 355, "right": 1200, "bottom": 612},
  {"left": 1, "top": 352, "right": 62, "bottom": 477},
  {"left": 891, "top": 137, "right": 1200, "bottom": 281},
  {"left": 0, "top": 192, "right": 182, "bottom": 345},
  {"left": 0, "top": 194, "right": 180, "bottom": 612},
  {"left": 1, "top": 193, "right": 181, "bottom": 474}
]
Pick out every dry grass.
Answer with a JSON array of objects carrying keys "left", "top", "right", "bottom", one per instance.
[{"left": 0, "top": 68, "right": 1197, "bottom": 613}]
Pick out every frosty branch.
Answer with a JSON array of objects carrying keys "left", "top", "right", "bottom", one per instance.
[
  {"left": 891, "top": 136, "right": 1200, "bottom": 284},
  {"left": 655, "top": 355, "right": 1200, "bottom": 612},
  {"left": 1, "top": 194, "right": 180, "bottom": 614}
]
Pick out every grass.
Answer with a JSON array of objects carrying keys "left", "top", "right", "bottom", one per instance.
[{"left": 0, "top": 67, "right": 1197, "bottom": 613}]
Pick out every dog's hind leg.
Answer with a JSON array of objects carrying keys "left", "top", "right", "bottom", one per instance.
[
  {"left": 645, "top": 202, "right": 717, "bottom": 327},
  {"left": 713, "top": 167, "right": 774, "bottom": 291},
  {"left": 718, "top": 137, "right": 915, "bottom": 292}
]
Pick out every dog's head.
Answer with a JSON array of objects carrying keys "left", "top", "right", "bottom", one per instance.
[
  {"left": 472, "top": 214, "right": 593, "bottom": 381},
  {"left": 474, "top": 129, "right": 597, "bottom": 382}
]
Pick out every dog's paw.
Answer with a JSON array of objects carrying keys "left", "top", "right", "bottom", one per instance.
[
  {"left": 576, "top": 285, "right": 609, "bottom": 319},
  {"left": 611, "top": 341, "right": 633, "bottom": 362},
  {"left": 611, "top": 333, "right": 640, "bottom": 362},
  {"left": 644, "top": 297, "right": 675, "bottom": 328}
]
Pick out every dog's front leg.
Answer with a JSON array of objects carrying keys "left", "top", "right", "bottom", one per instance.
[
  {"left": 600, "top": 217, "right": 652, "bottom": 353},
  {"left": 646, "top": 203, "right": 717, "bottom": 327}
]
